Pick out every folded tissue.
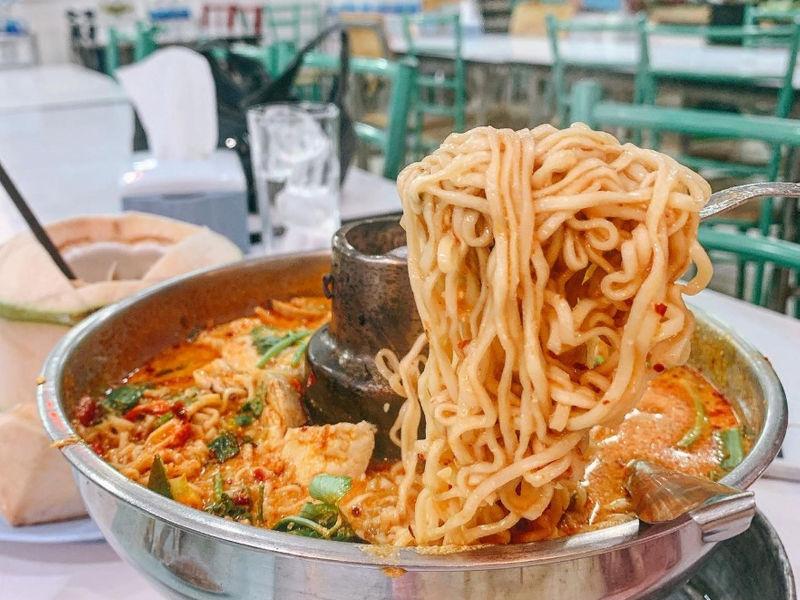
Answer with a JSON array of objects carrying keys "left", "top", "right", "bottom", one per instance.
[
  {"left": 116, "top": 47, "right": 249, "bottom": 250},
  {"left": 117, "top": 46, "right": 218, "bottom": 161}
]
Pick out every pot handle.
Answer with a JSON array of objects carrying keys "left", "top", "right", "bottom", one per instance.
[
  {"left": 625, "top": 460, "right": 756, "bottom": 543},
  {"left": 322, "top": 273, "right": 335, "bottom": 299},
  {"left": 689, "top": 491, "right": 756, "bottom": 543}
]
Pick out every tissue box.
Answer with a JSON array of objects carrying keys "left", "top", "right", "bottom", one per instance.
[{"left": 121, "top": 149, "right": 250, "bottom": 252}]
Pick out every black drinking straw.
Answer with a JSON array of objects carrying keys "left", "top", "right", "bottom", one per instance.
[{"left": 0, "top": 158, "right": 77, "bottom": 280}]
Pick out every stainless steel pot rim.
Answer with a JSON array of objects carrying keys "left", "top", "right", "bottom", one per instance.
[
  {"left": 37, "top": 252, "right": 788, "bottom": 570},
  {"left": 333, "top": 216, "right": 407, "bottom": 264}
]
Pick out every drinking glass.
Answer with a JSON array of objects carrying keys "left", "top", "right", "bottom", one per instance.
[{"left": 247, "top": 102, "right": 341, "bottom": 253}]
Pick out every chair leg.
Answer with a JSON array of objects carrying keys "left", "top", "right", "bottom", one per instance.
[
  {"left": 752, "top": 262, "right": 765, "bottom": 306},
  {"left": 735, "top": 258, "right": 747, "bottom": 300},
  {"left": 413, "top": 108, "right": 425, "bottom": 161},
  {"left": 794, "top": 282, "right": 800, "bottom": 318},
  {"left": 549, "top": 66, "right": 566, "bottom": 127},
  {"left": 356, "top": 144, "right": 369, "bottom": 171},
  {"left": 767, "top": 266, "right": 791, "bottom": 312}
]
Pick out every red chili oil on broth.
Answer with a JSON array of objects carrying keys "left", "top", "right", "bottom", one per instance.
[
  {"left": 556, "top": 366, "right": 747, "bottom": 537},
  {"left": 129, "top": 343, "right": 220, "bottom": 388},
  {"left": 75, "top": 294, "right": 747, "bottom": 546}
]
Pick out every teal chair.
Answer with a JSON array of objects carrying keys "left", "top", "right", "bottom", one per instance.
[
  {"left": 745, "top": 6, "right": 800, "bottom": 39},
  {"left": 545, "top": 15, "right": 650, "bottom": 127},
  {"left": 641, "top": 23, "right": 800, "bottom": 236},
  {"left": 569, "top": 79, "right": 800, "bottom": 309},
  {"left": 228, "top": 4, "right": 323, "bottom": 78},
  {"left": 263, "top": 3, "right": 324, "bottom": 50},
  {"left": 104, "top": 23, "right": 158, "bottom": 75},
  {"left": 699, "top": 228, "right": 800, "bottom": 316},
  {"left": 262, "top": 4, "right": 325, "bottom": 97},
  {"left": 301, "top": 53, "right": 417, "bottom": 180},
  {"left": 228, "top": 40, "right": 296, "bottom": 78},
  {"left": 402, "top": 11, "right": 466, "bottom": 158}
]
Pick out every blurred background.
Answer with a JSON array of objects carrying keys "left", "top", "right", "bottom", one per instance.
[{"left": 1, "top": 0, "right": 800, "bottom": 316}]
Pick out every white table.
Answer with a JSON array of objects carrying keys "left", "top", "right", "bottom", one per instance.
[
  {"left": 389, "top": 31, "right": 800, "bottom": 87},
  {"left": 0, "top": 65, "right": 400, "bottom": 246},
  {"left": 0, "top": 64, "right": 127, "bottom": 114}
]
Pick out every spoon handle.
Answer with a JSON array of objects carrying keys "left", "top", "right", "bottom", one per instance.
[
  {"left": 701, "top": 181, "right": 800, "bottom": 221},
  {"left": 625, "top": 460, "right": 755, "bottom": 543}
]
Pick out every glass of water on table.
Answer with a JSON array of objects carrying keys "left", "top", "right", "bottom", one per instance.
[{"left": 247, "top": 102, "right": 341, "bottom": 253}]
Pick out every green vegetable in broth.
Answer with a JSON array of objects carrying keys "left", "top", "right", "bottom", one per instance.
[
  {"left": 676, "top": 382, "right": 708, "bottom": 449},
  {"left": 103, "top": 385, "right": 146, "bottom": 414},
  {"left": 205, "top": 472, "right": 250, "bottom": 519},
  {"left": 255, "top": 330, "right": 310, "bottom": 368},
  {"left": 153, "top": 412, "right": 174, "bottom": 429},
  {"left": 273, "top": 474, "right": 361, "bottom": 542},
  {"left": 250, "top": 326, "right": 285, "bottom": 355},
  {"left": 208, "top": 431, "right": 240, "bottom": 462},
  {"left": 309, "top": 474, "right": 353, "bottom": 505},
  {"left": 147, "top": 455, "right": 172, "bottom": 499},
  {"left": 720, "top": 427, "right": 745, "bottom": 470}
]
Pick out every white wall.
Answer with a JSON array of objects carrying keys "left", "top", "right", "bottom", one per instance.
[
  {"left": 10, "top": 0, "right": 326, "bottom": 64},
  {"left": 10, "top": 0, "right": 144, "bottom": 63},
  {"left": 12, "top": 0, "right": 76, "bottom": 63}
]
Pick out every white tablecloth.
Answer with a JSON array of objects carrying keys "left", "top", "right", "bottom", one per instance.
[{"left": 0, "top": 65, "right": 127, "bottom": 114}]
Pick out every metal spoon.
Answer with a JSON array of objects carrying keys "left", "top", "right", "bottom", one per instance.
[
  {"left": 625, "top": 460, "right": 755, "bottom": 542},
  {"left": 701, "top": 181, "right": 800, "bottom": 221}
]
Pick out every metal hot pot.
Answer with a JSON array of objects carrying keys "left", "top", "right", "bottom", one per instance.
[{"left": 39, "top": 219, "right": 787, "bottom": 600}]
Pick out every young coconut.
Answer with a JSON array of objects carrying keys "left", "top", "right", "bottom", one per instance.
[{"left": 0, "top": 212, "right": 242, "bottom": 526}]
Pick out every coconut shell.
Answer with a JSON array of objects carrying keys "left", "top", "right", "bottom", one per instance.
[
  {"left": 0, "top": 318, "right": 66, "bottom": 412},
  {"left": 0, "top": 212, "right": 242, "bottom": 323},
  {"left": 0, "top": 212, "right": 243, "bottom": 526},
  {"left": 0, "top": 212, "right": 243, "bottom": 411},
  {"left": 0, "top": 403, "right": 87, "bottom": 526}
]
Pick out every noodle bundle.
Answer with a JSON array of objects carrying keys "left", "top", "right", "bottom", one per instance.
[{"left": 376, "top": 124, "right": 713, "bottom": 545}]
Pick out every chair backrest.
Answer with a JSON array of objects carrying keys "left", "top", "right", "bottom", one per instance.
[
  {"left": 402, "top": 10, "right": 466, "bottom": 139},
  {"left": 104, "top": 23, "right": 158, "bottom": 75},
  {"left": 402, "top": 10, "right": 462, "bottom": 59},
  {"left": 338, "top": 13, "right": 389, "bottom": 59},
  {"left": 546, "top": 15, "right": 649, "bottom": 123},
  {"left": 134, "top": 22, "right": 158, "bottom": 62},
  {"left": 569, "top": 78, "right": 800, "bottom": 308},
  {"left": 302, "top": 53, "right": 418, "bottom": 179},
  {"left": 645, "top": 24, "right": 800, "bottom": 118},
  {"left": 546, "top": 15, "right": 650, "bottom": 72},
  {"left": 264, "top": 3, "right": 323, "bottom": 47},
  {"left": 570, "top": 79, "right": 800, "bottom": 147},
  {"left": 745, "top": 6, "right": 800, "bottom": 28},
  {"left": 742, "top": 8, "right": 800, "bottom": 50},
  {"left": 698, "top": 228, "right": 800, "bottom": 314},
  {"left": 105, "top": 27, "right": 121, "bottom": 75}
]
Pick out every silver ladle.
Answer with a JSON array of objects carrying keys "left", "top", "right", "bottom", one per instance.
[
  {"left": 625, "top": 460, "right": 755, "bottom": 541},
  {"left": 701, "top": 181, "right": 800, "bottom": 220}
]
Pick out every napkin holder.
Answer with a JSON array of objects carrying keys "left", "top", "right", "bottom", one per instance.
[{"left": 121, "top": 149, "right": 250, "bottom": 252}]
